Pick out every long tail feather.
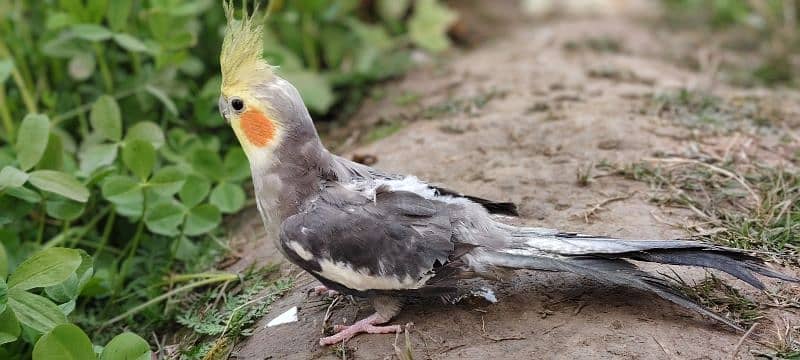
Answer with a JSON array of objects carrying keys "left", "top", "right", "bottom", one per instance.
[
  {"left": 501, "top": 226, "right": 799, "bottom": 285},
  {"left": 478, "top": 227, "right": 799, "bottom": 331},
  {"left": 478, "top": 251, "right": 747, "bottom": 331},
  {"left": 625, "top": 249, "right": 798, "bottom": 289}
]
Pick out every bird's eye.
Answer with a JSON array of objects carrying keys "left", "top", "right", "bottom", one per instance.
[{"left": 231, "top": 97, "right": 245, "bottom": 111}]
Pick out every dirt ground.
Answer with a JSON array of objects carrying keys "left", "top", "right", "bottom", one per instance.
[{"left": 226, "top": 3, "right": 800, "bottom": 359}]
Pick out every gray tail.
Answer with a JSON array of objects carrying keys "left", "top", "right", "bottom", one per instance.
[{"left": 480, "top": 229, "right": 799, "bottom": 331}]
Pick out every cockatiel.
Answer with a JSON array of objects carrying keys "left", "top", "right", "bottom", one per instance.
[{"left": 217, "top": 3, "right": 798, "bottom": 346}]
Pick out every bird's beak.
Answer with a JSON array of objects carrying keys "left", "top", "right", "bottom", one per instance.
[{"left": 218, "top": 96, "right": 230, "bottom": 123}]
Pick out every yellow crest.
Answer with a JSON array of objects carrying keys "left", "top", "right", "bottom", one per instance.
[{"left": 220, "top": 0, "right": 273, "bottom": 91}]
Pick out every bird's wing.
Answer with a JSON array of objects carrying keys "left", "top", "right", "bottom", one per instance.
[
  {"left": 332, "top": 155, "right": 518, "bottom": 216},
  {"left": 279, "top": 182, "right": 457, "bottom": 295},
  {"left": 429, "top": 185, "right": 518, "bottom": 216}
]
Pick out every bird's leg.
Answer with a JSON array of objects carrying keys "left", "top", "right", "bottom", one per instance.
[
  {"left": 312, "top": 285, "right": 339, "bottom": 297},
  {"left": 319, "top": 296, "right": 402, "bottom": 346}
]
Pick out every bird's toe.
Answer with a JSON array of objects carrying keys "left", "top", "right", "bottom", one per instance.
[
  {"left": 364, "top": 324, "right": 402, "bottom": 334},
  {"left": 311, "top": 285, "right": 339, "bottom": 297},
  {"left": 319, "top": 319, "right": 402, "bottom": 345}
]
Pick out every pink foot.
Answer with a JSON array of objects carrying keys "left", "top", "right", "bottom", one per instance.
[
  {"left": 312, "top": 285, "right": 339, "bottom": 297},
  {"left": 319, "top": 313, "right": 402, "bottom": 346}
]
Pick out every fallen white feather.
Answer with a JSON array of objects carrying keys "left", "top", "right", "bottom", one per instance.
[
  {"left": 472, "top": 288, "right": 498, "bottom": 303},
  {"left": 266, "top": 306, "right": 298, "bottom": 327}
]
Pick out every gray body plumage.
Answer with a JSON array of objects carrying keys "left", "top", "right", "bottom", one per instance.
[{"left": 227, "top": 76, "right": 798, "bottom": 333}]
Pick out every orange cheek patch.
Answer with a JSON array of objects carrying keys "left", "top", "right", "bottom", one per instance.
[{"left": 240, "top": 110, "right": 276, "bottom": 147}]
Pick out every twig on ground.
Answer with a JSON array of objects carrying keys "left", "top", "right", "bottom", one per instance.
[
  {"left": 151, "top": 332, "right": 164, "bottom": 359},
  {"left": 731, "top": 322, "right": 759, "bottom": 359},
  {"left": 652, "top": 336, "right": 673, "bottom": 360},
  {"left": 211, "top": 280, "right": 231, "bottom": 310},
  {"left": 323, "top": 296, "right": 342, "bottom": 331},
  {"left": 393, "top": 323, "right": 415, "bottom": 360},
  {"left": 649, "top": 209, "right": 684, "bottom": 229},
  {"left": 440, "top": 343, "right": 467, "bottom": 354},
  {"left": 579, "top": 191, "right": 637, "bottom": 223},
  {"left": 573, "top": 302, "right": 587, "bottom": 315},
  {"left": 481, "top": 334, "right": 528, "bottom": 342},
  {"left": 721, "top": 133, "right": 741, "bottom": 162},
  {"left": 541, "top": 322, "right": 565, "bottom": 335}
]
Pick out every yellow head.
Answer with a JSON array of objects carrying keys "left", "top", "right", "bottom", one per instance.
[{"left": 219, "top": 1, "right": 281, "bottom": 164}]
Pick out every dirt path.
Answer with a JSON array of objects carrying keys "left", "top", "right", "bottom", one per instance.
[{"left": 228, "top": 7, "right": 800, "bottom": 360}]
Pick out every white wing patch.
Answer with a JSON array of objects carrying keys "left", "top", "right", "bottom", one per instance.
[
  {"left": 286, "top": 241, "right": 314, "bottom": 261},
  {"left": 344, "top": 175, "right": 472, "bottom": 206},
  {"left": 315, "top": 259, "right": 432, "bottom": 291}
]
